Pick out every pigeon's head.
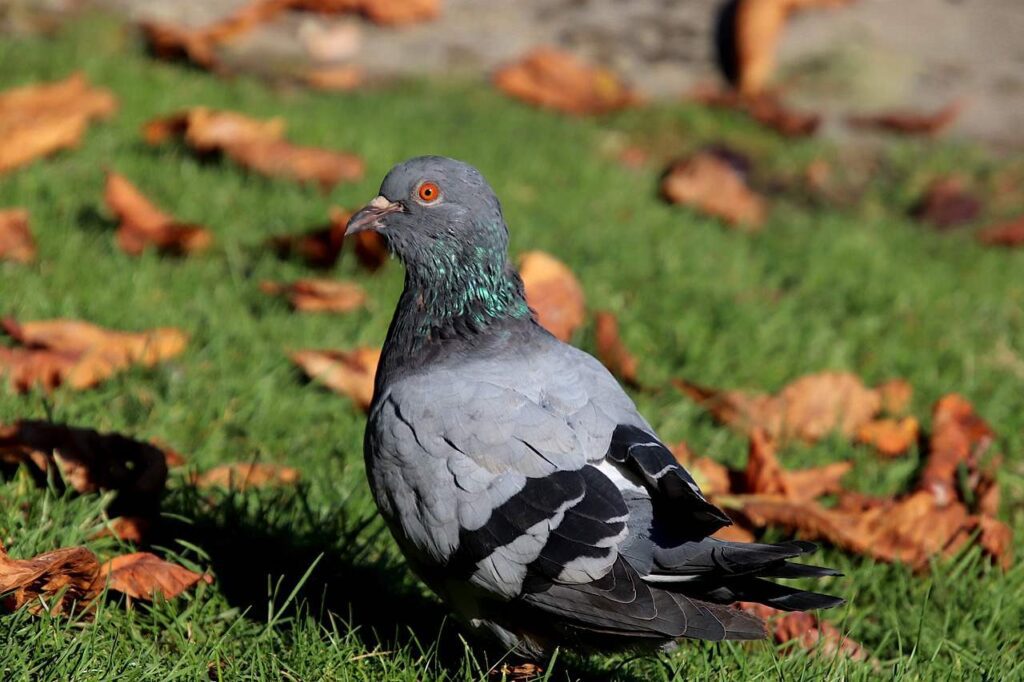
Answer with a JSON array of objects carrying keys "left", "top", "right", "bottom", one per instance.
[{"left": 346, "top": 156, "right": 509, "bottom": 271}]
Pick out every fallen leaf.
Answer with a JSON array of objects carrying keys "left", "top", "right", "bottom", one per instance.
[
  {"left": 856, "top": 417, "right": 919, "bottom": 457},
  {"left": 670, "top": 442, "right": 732, "bottom": 496},
  {"left": 194, "top": 462, "right": 300, "bottom": 490},
  {"left": 268, "top": 206, "right": 351, "bottom": 268},
  {"left": 139, "top": 21, "right": 221, "bottom": 71},
  {"left": 876, "top": 378, "right": 913, "bottom": 415},
  {"left": 744, "top": 429, "right": 851, "bottom": 501},
  {"left": 919, "top": 394, "right": 993, "bottom": 507},
  {"left": 0, "top": 208, "right": 36, "bottom": 263},
  {"left": 675, "top": 371, "right": 882, "bottom": 444},
  {"left": 977, "top": 216, "right": 1024, "bottom": 248},
  {"left": 517, "top": 251, "right": 585, "bottom": 342},
  {"left": 691, "top": 86, "right": 819, "bottom": 137},
  {"left": 0, "top": 73, "right": 117, "bottom": 173},
  {"left": 911, "top": 177, "right": 981, "bottom": 231},
  {"left": 292, "top": 347, "right": 380, "bottom": 410},
  {"left": 594, "top": 311, "right": 639, "bottom": 387},
  {"left": 101, "top": 552, "right": 211, "bottom": 601},
  {"left": 105, "top": 171, "right": 213, "bottom": 256},
  {"left": 144, "top": 107, "right": 362, "bottom": 190},
  {"left": 498, "top": 662, "right": 544, "bottom": 681},
  {"left": 302, "top": 64, "right": 364, "bottom": 91},
  {"left": 0, "top": 420, "right": 169, "bottom": 512},
  {"left": 0, "top": 545, "right": 101, "bottom": 615},
  {"left": 661, "top": 152, "right": 766, "bottom": 230},
  {"left": 103, "top": 517, "right": 152, "bottom": 544},
  {"left": 732, "top": 0, "right": 854, "bottom": 96},
  {"left": 494, "top": 47, "right": 639, "bottom": 116},
  {"left": 739, "top": 602, "right": 869, "bottom": 661},
  {"left": 261, "top": 278, "right": 367, "bottom": 313},
  {"left": 847, "top": 100, "right": 963, "bottom": 136},
  {"left": 711, "top": 525, "right": 755, "bottom": 542},
  {"left": 353, "top": 230, "right": 389, "bottom": 270},
  {"left": 1, "top": 317, "right": 188, "bottom": 392},
  {"left": 289, "top": 0, "right": 440, "bottom": 25}
]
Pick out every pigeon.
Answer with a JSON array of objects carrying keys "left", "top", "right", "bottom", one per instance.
[{"left": 347, "top": 156, "right": 843, "bottom": 658}]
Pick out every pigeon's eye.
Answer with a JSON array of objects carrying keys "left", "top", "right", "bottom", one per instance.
[{"left": 417, "top": 181, "right": 441, "bottom": 204}]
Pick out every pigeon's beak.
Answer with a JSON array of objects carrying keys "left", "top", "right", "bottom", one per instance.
[{"left": 346, "top": 196, "right": 405, "bottom": 235}]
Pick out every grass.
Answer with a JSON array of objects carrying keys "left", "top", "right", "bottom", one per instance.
[{"left": 2, "top": 14, "right": 1023, "bottom": 681}]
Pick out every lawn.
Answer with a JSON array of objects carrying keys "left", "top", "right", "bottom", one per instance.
[{"left": 2, "top": 14, "right": 1023, "bottom": 682}]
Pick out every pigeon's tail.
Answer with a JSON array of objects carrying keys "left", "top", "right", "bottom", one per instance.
[{"left": 647, "top": 538, "right": 845, "bottom": 617}]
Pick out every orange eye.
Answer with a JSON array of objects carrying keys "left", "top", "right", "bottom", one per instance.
[{"left": 418, "top": 181, "right": 440, "bottom": 203}]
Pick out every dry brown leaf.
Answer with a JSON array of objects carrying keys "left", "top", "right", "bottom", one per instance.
[
  {"left": 920, "top": 394, "right": 993, "bottom": 506},
  {"left": 733, "top": 0, "right": 854, "bottom": 96},
  {"left": 261, "top": 278, "right": 367, "bottom": 313},
  {"left": 143, "top": 107, "right": 286, "bottom": 150},
  {"left": 289, "top": 0, "right": 439, "bottom": 25},
  {"left": 691, "top": 86, "right": 819, "bottom": 137},
  {"left": 518, "top": 251, "right": 585, "bottom": 342},
  {"left": 104, "top": 171, "right": 213, "bottom": 256},
  {"left": 847, "top": 100, "right": 964, "bottom": 136},
  {"left": 661, "top": 153, "right": 766, "bottom": 230},
  {"left": 856, "top": 417, "right": 919, "bottom": 457},
  {"left": 268, "top": 206, "right": 351, "bottom": 268},
  {"left": 353, "top": 230, "right": 389, "bottom": 270},
  {"left": 0, "top": 73, "right": 117, "bottom": 173},
  {"left": 744, "top": 429, "right": 851, "bottom": 501},
  {"left": 105, "top": 517, "right": 152, "bottom": 544},
  {"left": 670, "top": 442, "right": 732, "bottom": 496},
  {"left": 223, "top": 137, "right": 364, "bottom": 191},
  {"left": 675, "top": 371, "right": 882, "bottom": 444},
  {"left": 739, "top": 602, "right": 869, "bottom": 661},
  {"left": 594, "top": 311, "right": 639, "bottom": 387},
  {"left": 0, "top": 421, "right": 169, "bottom": 512},
  {"left": 0, "top": 545, "right": 101, "bottom": 615},
  {"left": 494, "top": 47, "right": 638, "bottom": 116},
  {"left": 876, "top": 378, "right": 913, "bottom": 415},
  {"left": 711, "top": 525, "right": 755, "bottom": 543},
  {"left": 194, "top": 462, "right": 300, "bottom": 490},
  {"left": 302, "top": 65, "right": 364, "bottom": 91},
  {"left": 101, "top": 552, "right": 211, "bottom": 601},
  {"left": 497, "top": 662, "right": 544, "bottom": 681},
  {"left": 292, "top": 347, "right": 380, "bottom": 410},
  {"left": 139, "top": 21, "right": 221, "bottom": 71},
  {"left": 911, "top": 177, "right": 982, "bottom": 231},
  {"left": 0, "top": 208, "right": 36, "bottom": 263},
  {"left": 977, "top": 216, "right": 1024, "bottom": 248}
]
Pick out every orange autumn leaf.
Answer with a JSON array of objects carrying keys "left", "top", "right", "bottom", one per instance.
[
  {"left": 104, "top": 171, "right": 213, "bottom": 256},
  {"left": 670, "top": 442, "right": 732, "bottom": 497},
  {"left": 302, "top": 65, "right": 364, "bottom": 92},
  {"left": 494, "top": 47, "right": 639, "bottom": 116},
  {"left": 518, "top": 251, "right": 585, "bottom": 342},
  {"left": 143, "top": 107, "right": 286, "bottom": 151},
  {"left": 977, "top": 215, "right": 1024, "bottom": 248},
  {"left": 103, "top": 517, "right": 152, "bottom": 544},
  {"left": 353, "top": 230, "right": 389, "bottom": 271},
  {"left": 675, "top": 371, "right": 883, "bottom": 444},
  {"left": 0, "top": 73, "right": 117, "bottom": 174},
  {"left": 660, "top": 152, "right": 766, "bottom": 230},
  {"left": 847, "top": 100, "right": 964, "bottom": 136},
  {"left": 911, "top": 176, "right": 981, "bottom": 231},
  {"left": 856, "top": 417, "right": 919, "bottom": 457},
  {"left": 711, "top": 525, "right": 755, "bottom": 543},
  {"left": 0, "top": 545, "right": 101, "bottom": 615},
  {"left": 0, "top": 421, "right": 169, "bottom": 511},
  {"left": 261, "top": 278, "right": 367, "bottom": 313},
  {"left": 101, "top": 552, "right": 211, "bottom": 601},
  {"left": 594, "top": 311, "right": 639, "bottom": 387},
  {"left": 691, "top": 86, "right": 819, "bottom": 137},
  {"left": 194, "top": 462, "right": 300, "bottom": 490},
  {"left": 292, "top": 347, "right": 380, "bottom": 410},
  {"left": 919, "top": 394, "right": 994, "bottom": 507},
  {"left": 0, "top": 208, "right": 36, "bottom": 263},
  {"left": 876, "top": 378, "right": 913, "bottom": 415},
  {"left": 739, "top": 602, "right": 869, "bottom": 661},
  {"left": 744, "top": 429, "right": 851, "bottom": 501},
  {"left": 268, "top": 206, "right": 351, "bottom": 269},
  {"left": 1, "top": 317, "right": 188, "bottom": 392}
]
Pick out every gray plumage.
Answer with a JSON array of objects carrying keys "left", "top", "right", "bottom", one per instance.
[{"left": 347, "top": 156, "right": 843, "bottom": 657}]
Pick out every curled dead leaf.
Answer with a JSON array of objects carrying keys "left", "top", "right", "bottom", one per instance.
[
  {"left": 675, "top": 371, "right": 884, "bottom": 444},
  {"left": 670, "top": 442, "right": 732, "bottom": 496},
  {"left": 518, "top": 251, "right": 585, "bottom": 342},
  {"left": 101, "top": 552, "right": 211, "bottom": 601},
  {"left": 847, "top": 100, "right": 963, "bottom": 136},
  {"left": 594, "top": 311, "right": 639, "bottom": 387},
  {"left": 977, "top": 216, "right": 1024, "bottom": 248},
  {"left": 0, "top": 545, "right": 101, "bottom": 615},
  {"left": 876, "top": 378, "right": 913, "bottom": 416},
  {"left": 1, "top": 317, "right": 187, "bottom": 393},
  {"left": 856, "top": 417, "right": 919, "bottom": 457},
  {"left": 0, "top": 73, "right": 117, "bottom": 173},
  {"left": 261, "top": 278, "right": 367, "bottom": 313},
  {"left": 691, "top": 86, "right": 819, "bottom": 137},
  {"left": 661, "top": 152, "right": 766, "bottom": 230},
  {"left": 911, "top": 177, "right": 981, "bottom": 231},
  {"left": 268, "top": 206, "right": 351, "bottom": 268},
  {"left": 105, "top": 171, "right": 213, "bottom": 256},
  {"left": 739, "top": 602, "right": 869, "bottom": 661},
  {"left": 353, "top": 230, "right": 389, "bottom": 270},
  {"left": 920, "top": 394, "right": 993, "bottom": 507},
  {"left": 143, "top": 107, "right": 286, "bottom": 150},
  {"left": 194, "top": 462, "right": 300, "bottom": 490},
  {"left": 744, "top": 429, "right": 851, "bottom": 501},
  {"left": 292, "top": 347, "right": 380, "bottom": 410},
  {"left": 0, "top": 208, "right": 36, "bottom": 263},
  {"left": 494, "top": 47, "right": 638, "bottom": 116}
]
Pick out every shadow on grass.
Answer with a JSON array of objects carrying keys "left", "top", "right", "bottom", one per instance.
[{"left": 155, "top": 483, "right": 643, "bottom": 681}]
